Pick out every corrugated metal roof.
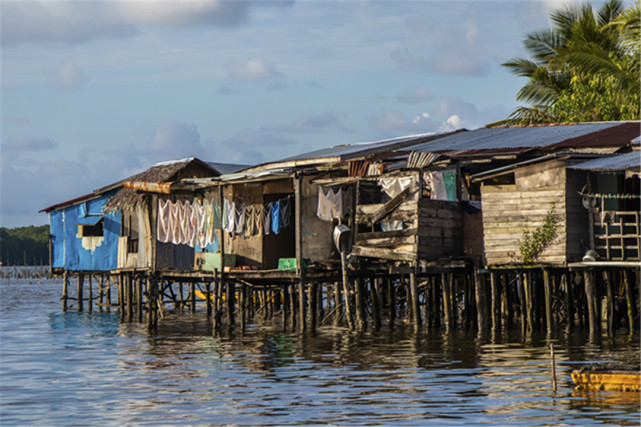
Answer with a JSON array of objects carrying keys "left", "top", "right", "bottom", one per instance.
[
  {"left": 206, "top": 162, "right": 251, "bottom": 174},
  {"left": 568, "top": 151, "right": 641, "bottom": 171},
  {"left": 407, "top": 122, "right": 636, "bottom": 154}
]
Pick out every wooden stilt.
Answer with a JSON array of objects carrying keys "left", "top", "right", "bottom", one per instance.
[
  {"left": 409, "top": 269, "right": 420, "bottom": 333},
  {"left": 77, "top": 274, "right": 84, "bottom": 312},
  {"left": 62, "top": 271, "right": 69, "bottom": 312},
  {"left": 189, "top": 282, "right": 196, "bottom": 313},
  {"left": 388, "top": 277, "right": 395, "bottom": 328},
  {"left": 583, "top": 270, "right": 597, "bottom": 337},
  {"left": 490, "top": 271, "right": 499, "bottom": 333},
  {"left": 354, "top": 277, "right": 366, "bottom": 331},
  {"left": 87, "top": 275, "right": 93, "bottom": 313},
  {"left": 126, "top": 274, "right": 133, "bottom": 322},
  {"left": 226, "top": 281, "right": 234, "bottom": 326},
  {"left": 98, "top": 275, "right": 104, "bottom": 312},
  {"left": 543, "top": 269, "right": 553, "bottom": 335},
  {"left": 442, "top": 273, "right": 453, "bottom": 333},
  {"left": 623, "top": 270, "right": 637, "bottom": 333},
  {"left": 474, "top": 266, "right": 488, "bottom": 333},
  {"left": 372, "top": 277, "right": 382, "bottom": 330},
  {"left": 341, "top": 253, "right": 354, "bottom": 331},
  {"left": 309, "top": 282, "right": 318, "bottom": 332},
  {"left": 137, "top": 277, "right": 144, "bottom": 322},
  {"left": 206, "top": 281, "right": 212, "bottom": 318}
]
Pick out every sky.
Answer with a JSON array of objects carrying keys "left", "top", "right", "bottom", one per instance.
[{"left": 1, "top": 0, "right": 610, "bottom": 227}]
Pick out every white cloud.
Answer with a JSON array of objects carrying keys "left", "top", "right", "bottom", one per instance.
[
  {"left": 397, "top": 87, "right": 432, "bottom": 104},
  {"left": 208, "top": 130, "right": 297, "bottom": 165},
  {"left": 370, "top": 110, "right": 440, "bottom": 136},
  {"left": 225, "top": 58, "right": 283, "bottom": 83},
  {"left": 52, "top": 59, "right": 87, "bottom": 90},
  {"left": 264, "top": 112, "right": 349, "bottom": 133},
  {"left": 1, "top": 1, "right": 293, "bottom": 46},
  {"left": 2, "top": 135, "right": 58, "bottom": 152},
  {"left": 440, "top": 115, "right": 463, "bottom": 132},
  {"left": 148, "top": 121, "right": 207, "bottom": 162}
]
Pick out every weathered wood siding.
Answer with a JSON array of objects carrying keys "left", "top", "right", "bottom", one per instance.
[
  {"left": 228, "top": 183, "right": 264, "bottom": 268},
  {"left": 301, "top": 175, "right": 334, "bottom": 262},
  {"left": 482, "top": 160, "right": 570, "bottom": 266},
  {"left": 417, "top": 198, "right": 463, "bottom": 260},
  {"left": 353, "top": 197, "right": 419, "bottom": 261}
]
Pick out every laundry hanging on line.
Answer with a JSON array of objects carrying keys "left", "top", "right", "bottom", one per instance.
[
  {"left": 317, "top": 187, "right": 344, "bottom": 221},
  {"left": 157, "top": 198, "right": 219, "bottom": 248}
]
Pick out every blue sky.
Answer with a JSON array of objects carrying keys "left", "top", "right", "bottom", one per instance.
[{"left": 1, "top": 0, "right": 607, "bottom": 227}]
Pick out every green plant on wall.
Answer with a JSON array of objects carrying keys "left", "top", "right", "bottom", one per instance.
[{"left": 518, "top": 206, "right": 559, "bottom": 264}]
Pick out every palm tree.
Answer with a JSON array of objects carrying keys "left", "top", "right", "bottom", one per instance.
[{"left": 492, "top": 0, "right": 639, "bottom": 127}]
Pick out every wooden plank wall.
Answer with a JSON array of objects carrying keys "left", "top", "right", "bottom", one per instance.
[
  {"left": 302, "top": 175, "right": 335, "bottom": 262},
  {"left": 482, "top": 161, "right": 570, "bottom": 266},
  {"left": 417, "top": 198, "right": 463, "bottom": 260}
]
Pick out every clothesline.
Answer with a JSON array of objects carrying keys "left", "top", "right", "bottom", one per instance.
[
  {"left": 582, "top": 193, "right": 640, "bottom": 199},
  {"left": 157, "top": 195, "right": 294, "bottom": 246}
]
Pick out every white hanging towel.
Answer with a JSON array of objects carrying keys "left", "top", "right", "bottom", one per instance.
[
  {"left": 426, "top": 171, "right": 448, "bottom": 201},
  {"left": 379, "top": 177, "right": 415, "bottom": 199}
]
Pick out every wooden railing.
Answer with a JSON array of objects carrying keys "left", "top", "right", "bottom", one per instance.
[{"left": 594, "top": 211, "right": 641, "bottom": 261}]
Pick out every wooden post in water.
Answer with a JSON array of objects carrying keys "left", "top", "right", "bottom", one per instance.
[
  {"left": 583, "top": 270, "right": 597, "bottom": 337},
  {"left": 282, "top": 283, "right": 289, "bottom": 329},
  {"left": 543, "top": 269, "right": 553, "bottom": 335},
  {"left": 87, "top": 275, "right": 93, "bottom": 313},
  {"left": 206, "top": 280, "right": 212, "bottom": 318},
  {"left": 226, "top": 281, "right": 234, "bottom": 326},
  {"left": 105, "top": 275, "right": 112, "bottom": 311},
  {"left": 372, "top": 277, "right": 382, "bottom": 330},
  {"left": 474, "top": 266, "right": 488, "bottom": 333},
  {"left": 354, "top": 277, "right": 366, "bottom": 331},
  {"left": 442, "top": 272, "right": 454, "bottom": 333},
  {"left": 341, "top": 252, "right": 355, "bottom": 331},
  {"left": 623, "top": 270, "right": 637, "bottom": 333},
  {"left": 409, "top": 268, "right": 421, "bottom": 333},
  {"left": 126, "top": 273, "right": 134, "bottom": 322},
  {"left": 550, "top": 343, "right": 557, "bottom": 392},
  {"left": 62, "top": 271, "right": 69, "bottom": 312},
  {"left": 137, "top": 277, "right": 144, "bottom": 322},
  {"left": 77, "top": 274, "right": 84, "bottom": 312},
  {"left": 387, "top": 277, "right": 395, "bottom": 328},
  {"left": 189, "top": 282, "right": 196, "bottom": 313},
  {"left": 309, "top": 281, "right": 318, "bottom": 332},
  {"left": 490, "top": 271, "right": 500, "bottom": 333},
  {"left": 98, "top": 275, "right": 104, "bottom": 312},
  {"left": 118, "top": 274, "right": 125, "bottom": 319},
  {"left": 603, "top": 271, "right": 614, "bottom": 336}
]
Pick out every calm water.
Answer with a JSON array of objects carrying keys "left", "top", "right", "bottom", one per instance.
[{"left": 1, "top": 277, "right": 639, "bottom": 426}]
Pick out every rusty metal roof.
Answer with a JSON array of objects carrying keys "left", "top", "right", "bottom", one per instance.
[
  {"left": 568, "top": 151, "right": 641, "bottom": 171},
  {"left": 406, "top": 122, "right": 639, "bottom": 155}
]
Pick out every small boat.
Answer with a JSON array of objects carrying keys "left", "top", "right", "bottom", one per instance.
[{"left": 572, "top": 364, "right": 641, "bottom": 392}]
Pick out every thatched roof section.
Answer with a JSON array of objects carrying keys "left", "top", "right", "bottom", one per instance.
[{"left": 102, "top": 158, "right": 220, "bottom": 211}]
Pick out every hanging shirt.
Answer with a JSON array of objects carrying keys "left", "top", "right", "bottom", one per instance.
[
  {"left": 271, "top": 201, "right": 282, "bottom": 234},
  {"left": 426, "top": 171, "right": 448, "bottom": 201},
  {"left": 223, "top": 199, "right": 235, "bottom": 233},
  {"left": 280, "top": 198, "right": 291, "bottom": 228},
  {"left": 235, "top": 204, "right": 246, "bottom": 235},
  {"left": 379, "top": 177, "right": 415, "bottom": 199},
  {"left": 157, "top": 199, "right": 170, "bottom": 243},
  {"left": 255, "top": 205, "right": 264, "bottom": 235},
  {"left": 317, "top": 187, "right": 343, "bottom": 221},
  {"left": 264, "top": 204, "right": 272, "bottom": 235},
  {"left": 244, "top": 206, "right": 255, "bottom": 238}
]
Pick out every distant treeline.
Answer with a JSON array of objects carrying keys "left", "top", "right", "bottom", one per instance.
[{"left": 0, "top": 225, "right": 50, "bottom": 266}]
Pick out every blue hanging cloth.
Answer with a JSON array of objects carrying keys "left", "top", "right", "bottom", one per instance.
[{"left": 271, "top": 201, "right": 282, "bottom": 234}]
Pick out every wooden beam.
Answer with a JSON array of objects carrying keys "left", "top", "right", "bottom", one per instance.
[{"left": 364, "top": 183, "right": 417, "bottom": 226}]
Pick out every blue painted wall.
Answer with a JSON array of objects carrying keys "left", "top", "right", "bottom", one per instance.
[{"left": 49, "top": 190, "right": 121, "bottom": 271}]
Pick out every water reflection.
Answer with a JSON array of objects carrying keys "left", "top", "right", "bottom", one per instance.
[{"left": 1, "top": 279, "right": 639, "bottom": 426}]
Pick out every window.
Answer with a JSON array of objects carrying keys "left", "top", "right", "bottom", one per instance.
[
  {"left": 80, "top": 221, "right": 104, "bottom": 237},
  {"left": 76, "top": 216, "right": 104, "bottom": 237}
]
